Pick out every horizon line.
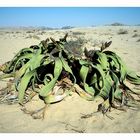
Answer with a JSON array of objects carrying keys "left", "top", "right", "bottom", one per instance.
[{"left": 0, "top": 23, "right": 140, "bottom": 29}]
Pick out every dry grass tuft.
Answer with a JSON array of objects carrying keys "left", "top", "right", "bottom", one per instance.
[
  {"left": 118, "top": 29, "right": 128, "bottom": 35},
  {"left": 25, "top": 34, "right": 40, "bottom": 40}
]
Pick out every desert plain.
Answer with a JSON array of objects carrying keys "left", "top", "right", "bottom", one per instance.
[{"left": 0, "top": 25, "right": 140, "bottom": 133}]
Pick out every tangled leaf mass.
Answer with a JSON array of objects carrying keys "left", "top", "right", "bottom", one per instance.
[{"left": 0, "top": 33, "right": 140, "bottom": 115}]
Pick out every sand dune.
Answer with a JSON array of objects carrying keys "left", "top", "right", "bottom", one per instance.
[{"left": 0, "top": 26, "right": 140, "bottom": 133}]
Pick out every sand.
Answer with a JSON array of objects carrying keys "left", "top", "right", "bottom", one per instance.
[{"left": 0, "top": 26, "right": 140, "bottom": 133}]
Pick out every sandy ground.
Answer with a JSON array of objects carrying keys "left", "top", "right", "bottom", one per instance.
[{"left": 0, "top": 26, "right": 140, "bottom": 133}]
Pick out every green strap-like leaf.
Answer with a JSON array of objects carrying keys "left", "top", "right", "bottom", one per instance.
[
  {"left": 29, "top": 49, "right": 44, "bottom": 70},
  {"left": 126, "top": 71, "right": 140, "bottom": 85},
  {"left": 96, "top": 51, "right": 109, "bottom": 70},
  {"left": 0, "top": 73, "right": 15, "bottom": 80},
  {"left": 74, "top": 84, "right": 94, "bottom": 101},
  {"left": 15, "top": 60, "right": 31, "bottom": 80},
  {"left": 60, "top": 57, "right": 76, "bottom": 83},
  {"left": 39, "top": 58, "right": 63, "bottom": 97},
  {"left": 98, "top": 73, "right": 113, "bottom": 100},
  {"left": 15, "top": 50, "right": 44, "bottom": 80},
  {"left": 4, "top": 48, "right": 34, "bottom": 73},
  {"left": 79, "top": 65, "right": 95, "bottom": 95},
  {"left": 18, "top": 69, "right": 36, "bottom": 104},
  {"left": 104, "top": 51, "right": 127, "bottom": 82},
  {"left": 44, "top": 89, "right": 69, "bottom": 104},
  {"left": 13, "top": 53, "right": 33, "bottom": 72},
  {"left": 109, "top": 71, "right": 120, "bottom": 102}
]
